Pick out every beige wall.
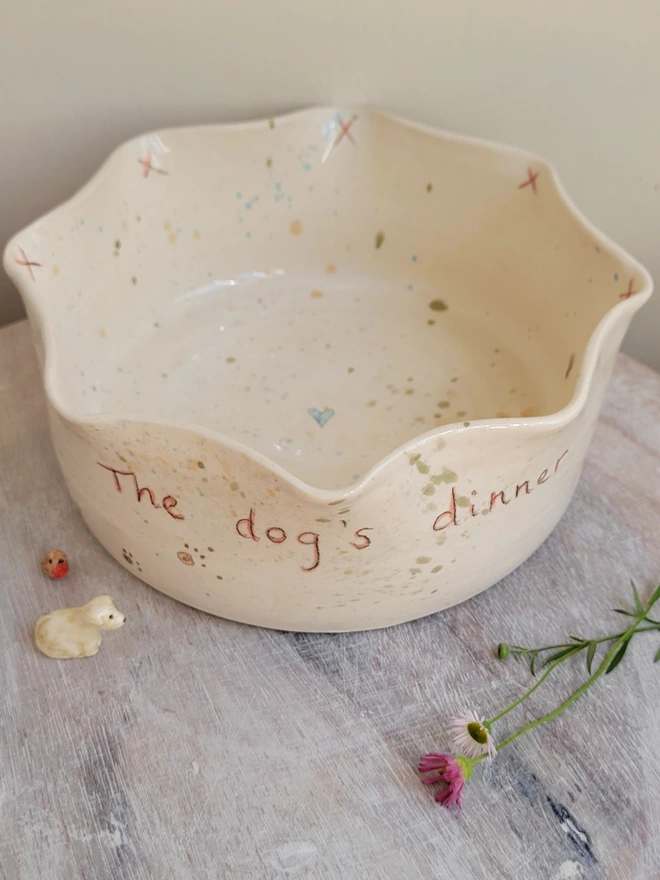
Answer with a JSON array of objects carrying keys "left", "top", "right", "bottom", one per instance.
[{"left": 1, "top": 0, "right": 658, "bottom": 369}]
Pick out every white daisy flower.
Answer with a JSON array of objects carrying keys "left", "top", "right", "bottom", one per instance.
[{"left": 450, "top": 710, "right": 497, "bottom": 760}]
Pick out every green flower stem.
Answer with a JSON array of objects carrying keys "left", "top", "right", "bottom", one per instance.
[
  {"left": 490, "top": 624, "right": 659, "bottom": 726},
  {"left": 486, "top": 657, "right": 565, "bottom": 726},
  {"left": 477, "top": 618, "right": 643, "bottom": 763}
]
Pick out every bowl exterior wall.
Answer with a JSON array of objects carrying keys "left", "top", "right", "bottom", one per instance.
[{"left": 46, "top": 318, "right": 625, "bottom": 631}]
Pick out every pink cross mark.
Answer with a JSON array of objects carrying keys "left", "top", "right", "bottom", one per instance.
[
  {"left": 138, "top": 151, "right": 168, "bottom": 178},
  {"left": 518, "top": 167, "right": 540, "bottom": 195},
  {"left": 620, "top": 278, "right": 636, "bottom": 300},
  {"left": 334, "top": 116, "right": 357, "bottom": 148},
  {"left": 15, "top": 248, "right": 42, "bottom": 280}
]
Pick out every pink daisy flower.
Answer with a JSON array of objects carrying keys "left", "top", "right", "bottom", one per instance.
[
  {"left": 450, "top": 710, "right": 497, "bottom": 760},
  {"left": 418, "top": 753, "right": 472, "bottom": 808}
]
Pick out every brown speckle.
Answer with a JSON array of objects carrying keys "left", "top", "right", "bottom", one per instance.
[
  {"left": 311, "top": 289, "right": 323, "bottom": 298},
  {"left": 431, "top": 565, "right": 443, "bottom": 573},
  {"left": 52, "top": 265, "right": 60, "bottom": 276},
  {"left": 375, "top": 231, "right": 385, "bottom": 249},
  {"left": 290, "top": 219, "right": 303, "bottom": 236},
  {"left": 193, "top": 229, "right": 201, "bottom": 240},
  {"left": 325, "top": 263, "right": 336, "bottom": 275},
  {"left": 429, "top": 299, "right": 448, "bottom": 311},
  {"left": 565, "top": 352, "right": 575, "bottom": 379},
  {"left": 367, "top": 400, "right": 377, "bottom": 407},
  {"left": 99, "top": 328, "right": 106, "bottom": 338},
  {"left": 121, "top": 221, "right": 129, "bottom": 231},
  {"left": 521, "top": 406, "right": 541, "bottom": 417},
  {"left": 197, "top": 461, "right": 205, "bottom": 469},
  {"left": 177, "top": 551, "right": 194, "bottom": 566},
  {"left": 168, "top": 232, "right": 177, "bottom": 244},
  {"left": 437, "top": 400, "right": 450, "bottom": 408},
  {"left": 426, "top": 182, "right": 433, "bottom": 193},
  {"left": 164, "top": 221, "right": 173, "bottom": 231},
  {"left": 416, "top": 556, "right": 431, "bottom": 564},
  {"left": 230, "top": 481, "right": 239, "bottom": 491},
  {"left": 427, "top": 319, "right": 435, "bottom": 325}
]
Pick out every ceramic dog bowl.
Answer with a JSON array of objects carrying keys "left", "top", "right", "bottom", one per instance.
[{"left": 4, "top": 108, "right": 653, "bottom": 631}]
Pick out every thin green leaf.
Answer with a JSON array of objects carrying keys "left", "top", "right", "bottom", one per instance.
[
  {"left": 542, "top": 645, "right": 582, "bottom": 667},
  {"left": 530, "top": 652, "right": 537, "bottom": 676},
  {"left": 613, "top": 608, "right": 640, "bottom": 618},
  {"left": 569, "top": 636, "right": 585, "bottom": 643},
  {"left": 631, "top": 579, "right": 643, "bottom": 614},
  {"left": 647, "top": 583, "right": 660, "bottom": 611},
  {"left": 605, "top": 639, "right": 630, "bottom": 674},
  {"left": 586, "top": 641, "right": 597, "bottom": 674},
  {"left": 653, "top": 646, "right": 660, "bottom": 663}
]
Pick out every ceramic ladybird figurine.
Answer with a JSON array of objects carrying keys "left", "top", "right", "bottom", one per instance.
[
  {"left": 41, "top": 550, "right": 69, "bottom": 579},
  {"left": 34, "top": 595, "right": 126, "bottom": 659}
]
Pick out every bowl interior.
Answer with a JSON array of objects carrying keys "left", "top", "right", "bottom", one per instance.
[{"left": 12, "top": 109, "right": 638, "bottom": 490}]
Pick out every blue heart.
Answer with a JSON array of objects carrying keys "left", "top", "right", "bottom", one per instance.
[{"left": 308, "top": 407, "right": 335, "bottom": 427}]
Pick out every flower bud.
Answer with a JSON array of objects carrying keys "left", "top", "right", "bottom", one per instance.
[{"left": 497, "top": 642, "right": 510, "bottom": 659}]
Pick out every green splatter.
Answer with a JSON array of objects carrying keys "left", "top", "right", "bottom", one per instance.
[
  {"left": 416, "top": 556, "right": 431, "bottom": 564},
  {"left": 410, "top": 568, "right": 422, "bottom": 574},
  {"left": 431, "top": 468, "right": 458, "bottom": 484},
  {"left": 226, "top": 356, "right": 236, "bottom": 363},
  {"left": 328, "top": 498, "right": 345, "bottom": 506},
  {"left": 426, "top": 182, "right": 433, "bottom": 193},
  {"left": 437, "top": 400, "right": 450, "bottom": 408},
  {"left": 416, "top": 461, "right": 430, "bottom": 474},
  {"left": 431, "top": 565, "right": 443, "bottom": 573},
  {"left": 463, "top": 421, "right": 471, "bottom": 427},
  {"left": 230, "top": 481, "right": 239, "bottom": 491},
  {"left": 375, "top": 231, "right": 385, "bottom": 249},
  {"left": 266, "top": 156, "right": 273, "bottom": 168},
  {"left": 427, "top": 319, "right": 435, "bottom": 325},
  {"left": 115, "top": 240, "right": 121, "bottom": 249},
  {"left": 348, "top": 367, "right": 355, "bottom": 373},
  {"left": 456, "top": 495, "right": 470, "bottom": 508},
  {"left": 367, "top": 399, "right": 377, "bottom": 407},
  {"left": 268, "top": 119, "right": 275, "bottom": 129},
  {"left": 422, "top": 484, "right": 436, "bottom": 496},
  {"left": 429, "top": 299, "right": 448, "bottom": 311},
  {"left": 408, "top": 453, "right": 421, "bottom": 465},
  {"left": 131, "top": 276, "right": 137, "bottom": 284},
  {"left": 315, "top": 518, "right": 331, "bottom": 523},
  {"left": 405, "top": 388, "right": 415, "bottom": 395}
]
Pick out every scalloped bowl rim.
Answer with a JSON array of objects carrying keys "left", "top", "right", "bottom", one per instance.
[{"left": 3, "top": 106, "right": 653, "bottom": 504}]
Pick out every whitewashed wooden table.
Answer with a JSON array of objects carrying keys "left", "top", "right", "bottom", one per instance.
[{"left": 1, "top": 320, "right": 659, "bottom": 880}]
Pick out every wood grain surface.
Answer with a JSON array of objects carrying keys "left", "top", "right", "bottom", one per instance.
[{"left": 1, "top": 320, "right": 659, "bottom": 880}]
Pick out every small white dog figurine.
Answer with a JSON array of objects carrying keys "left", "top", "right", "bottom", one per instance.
[{"left": 34, "top": 595, "right": 126, "bottom": 659}]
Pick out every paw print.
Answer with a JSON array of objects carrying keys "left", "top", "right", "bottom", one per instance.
[
  {"left": 177, "top": 544, "right": 223, "bottom": 580},
  {"left": 122, "top": 548, "right": 143, "bottom": 573}
]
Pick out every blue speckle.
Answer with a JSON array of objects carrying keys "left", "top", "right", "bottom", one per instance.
[
  {"left": 308, "top": 185, "right": 314, "bottom": 192},
  {"left": 275, "top": 182, "right": 282, "bottom": 191},
  {"left": 80, "top": 370, "right": 85, "bottom": 377},
  {"left": 155, "top": 552, "right": 159, "bottom": 556},
  {"left": 412, "top": 255, "right": 418, "bottom": 262},
  {"left": 79, "top": 218, "right": 85, "bottom": 226},
  {"left": 98, "top": 226, "right": 103, "bottom": 233},
  {"left": 595, "top": 246, "right": 601, "bottom": 253},
  {"left": 336, "top": 451, "right": 343, "bottom": 456},
  {"left": 494, "top": 348, "right": 500, "bottom": 353},
  {"left": 407, "top": 284, "right": 413, "bottom": 290},
  {"left": 238, "top": 216, "right": 244, "bottom": 223},
  {"left": 302, "top": 162, "right": 312, "bottom": 172},
  {"left": 614, "top": 273, "right": 619, "bottom": 281},
  {"left": 236, "top": 191, "right": 242, "bottom": 198},
  {"left": 246, "top": 231, "right": 252, "bottom": 238}
]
